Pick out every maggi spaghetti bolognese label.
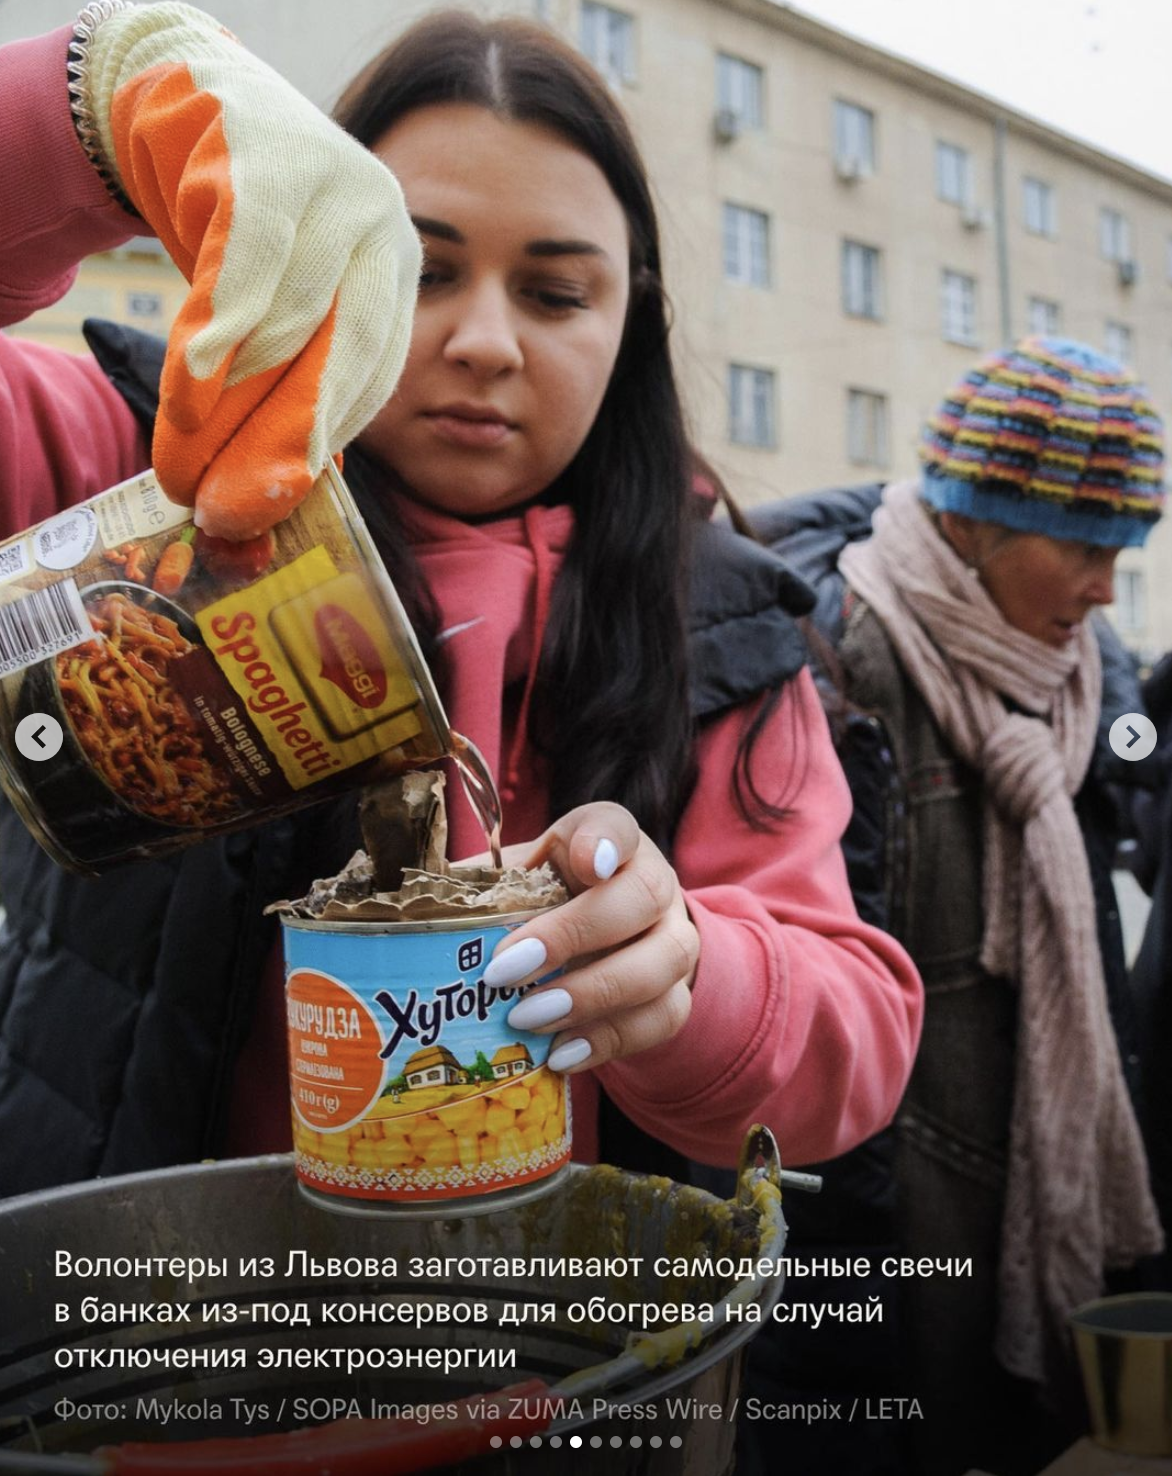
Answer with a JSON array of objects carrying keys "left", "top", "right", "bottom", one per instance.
[{"left": 0, "top": 463, "right": 450, "bottom": 873}]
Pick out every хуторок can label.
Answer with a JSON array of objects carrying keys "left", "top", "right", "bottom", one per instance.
[{"left": 281, "top": 915, "right": 571, "bottom": 1211}]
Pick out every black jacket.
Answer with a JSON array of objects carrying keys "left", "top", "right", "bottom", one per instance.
[
  {"left": 0, "top": 320, "right": 814, "bottom": 1198},
  {"left": 1124, "top": 653, "right": 1172, "bottom": 1282}
]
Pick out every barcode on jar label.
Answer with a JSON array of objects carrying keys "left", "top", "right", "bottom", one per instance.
[{"left": 0, "top": 579, "right": 92, "bottom": 677}]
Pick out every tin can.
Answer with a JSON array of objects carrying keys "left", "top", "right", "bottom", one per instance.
[
  {"left": 281, "top": 913, "right": 572, "bottom": 1217},
  {"left": 0, "top": 463, "right": 450, "bottom": 873}
]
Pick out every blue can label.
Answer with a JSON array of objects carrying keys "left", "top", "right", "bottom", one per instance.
[{"left": 282, "top": 920, "right": 570, "bottom": 1204}]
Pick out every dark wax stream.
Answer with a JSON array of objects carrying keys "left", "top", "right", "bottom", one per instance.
[{"left": 451, "top": 731, "right": 503, "bottom": 871}]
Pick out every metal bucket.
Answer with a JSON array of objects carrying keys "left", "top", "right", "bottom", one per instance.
[
  {"left": 1069, "top": 1293, "right": 1172, "bottom": 1456},
  {"left": 0, "top": 1129, "right": 795, "bottom": 1475}
]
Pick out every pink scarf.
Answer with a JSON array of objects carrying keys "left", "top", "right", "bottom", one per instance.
[{"left": 840, "top": 478, "right": 1163, "bottom": 1383}]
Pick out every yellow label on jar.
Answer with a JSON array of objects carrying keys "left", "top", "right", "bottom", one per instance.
[
  {"left": 270, "top": 571, "right": 420, "bottom": 741},
  {"left": 197, "top": 549, "right": 424, "bottom": 789}
]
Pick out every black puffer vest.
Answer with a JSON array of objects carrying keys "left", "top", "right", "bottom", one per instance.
[{"left": 0, "top": 320, "right": 814, "bottom": 1198}]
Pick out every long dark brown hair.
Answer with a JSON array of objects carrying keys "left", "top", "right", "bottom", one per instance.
[{"left": 334, "top": 12, "right": 699, "bottom": 847}]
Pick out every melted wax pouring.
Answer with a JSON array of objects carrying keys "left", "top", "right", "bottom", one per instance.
[{"left": 451, "top": 731, "right": 503, "bottom": 871}]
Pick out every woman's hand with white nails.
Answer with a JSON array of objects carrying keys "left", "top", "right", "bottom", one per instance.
[{"left": 479, "top": 803, "right": 699, "bottom": 1075}]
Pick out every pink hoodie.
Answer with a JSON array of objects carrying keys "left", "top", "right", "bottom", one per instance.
[{"left": 0, "top": 25, "right": 923, "bottom": 1170}]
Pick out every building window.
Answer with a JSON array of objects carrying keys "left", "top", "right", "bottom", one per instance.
[
  {"left": 1105, "top": 321, "right": 1133, "bottom": 364},
  {"left": 716, "top": 53, "right": 764, "bottom": 130},
  {"left": 728, "top": 364, "right": 776, "bottom": 447},
  {"left": 847, "top": 389, "right": 889, "bottom": 467},
  {"left": 941, "top": 270, "right": 977, "bottom": 345},
  {"left": 1115, "top": 569, "right": 1145, "bottom": 634},
  {"left": 936, "top": 142, "right": 971, "bottom": 205},
  {"left": 842, "top": 240, "right": 882, "bottom": 319},
  {"left": 580, "top": 2, "right": 636, "bottom": 84},
  {"left": 1099, "top": 207, "right": 1132, "bottom": 263},
  {"left": 833, "top": 99, "right": 875, "bottom": 176},
  {"left": 723, "top": 203, "right": 770, "bottom": 287},
  {"left": 1023, "top": 177, "right": 1056, "bottom": 237},
  {"left": 126, "top": 291, "right": 163, "bottom": 318},
  {"left": 1027, "top": 296, "right": 1061, "bottom": 336}
]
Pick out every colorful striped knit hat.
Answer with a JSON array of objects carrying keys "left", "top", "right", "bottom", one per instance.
[{"left": 920, "top": 336, "right": 1164, "bottom": 547}]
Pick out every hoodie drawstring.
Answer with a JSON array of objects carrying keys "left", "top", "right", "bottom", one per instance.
[{"left": 501, "top": 504, "right": 555, "bottom": 803}]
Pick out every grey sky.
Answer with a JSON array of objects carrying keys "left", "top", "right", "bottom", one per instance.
[{"left": 783, "top": 0, "right": 1172, "bottom": 182}]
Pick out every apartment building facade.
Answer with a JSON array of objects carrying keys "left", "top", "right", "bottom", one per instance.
[{"left": 6, "top": 0, "right": 1171, "bottom": 655}]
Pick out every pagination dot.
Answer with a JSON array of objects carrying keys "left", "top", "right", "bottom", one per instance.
[{"left": 532, "top": 1429, "right": 687, "bottom": 1450}]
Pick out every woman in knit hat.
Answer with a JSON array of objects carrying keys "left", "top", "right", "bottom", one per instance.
[{"left": 779, "top": 336, "right": 1165, "bottom": 1475}]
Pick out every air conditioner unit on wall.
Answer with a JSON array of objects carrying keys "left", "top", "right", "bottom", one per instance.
[
  {"left": 961, "top": 202, "right": 989, "bottom": 231},
  {"left": 713, "top": 107, "right": 741, "bottom": 144},
  {"left": 1117, "top": 258, "right": 1138, "bottom": 287},
  {"left": 835, "top": 155, "right": 862, "bottom": 183}
]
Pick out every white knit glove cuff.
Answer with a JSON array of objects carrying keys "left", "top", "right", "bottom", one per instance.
[{"left": 66, "top": 0, "right": 140, "bottom": 215}]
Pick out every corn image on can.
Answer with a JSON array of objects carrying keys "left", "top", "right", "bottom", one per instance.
[{"left": 281, "top": 912, "right": 571, "bottom": 1216}]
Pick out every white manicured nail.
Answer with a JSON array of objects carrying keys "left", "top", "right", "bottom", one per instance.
[
  {"left": 593, "top": 838, "right": 619, "bottom": 880},
  {"left": 507, "top": 988, "right": 573, "bottom": 1031},
  {"left": 483, "top": 936, "right": 547, "bottom": 989},
  {"left": 548, "top": 1038, "right": 592, "bottom": 1073}
]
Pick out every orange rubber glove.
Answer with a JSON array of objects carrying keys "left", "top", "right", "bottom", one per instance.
[{"left": 79, "top": 2, "right": 420, "bottom": 538}]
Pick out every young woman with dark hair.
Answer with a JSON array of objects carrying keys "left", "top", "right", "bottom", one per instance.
[
  {"left": 0, "top": 4, "right": 921, "bottom": 1193},
  {"left": 332, "top": 12, "right": 696, "bottom": 849}
]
